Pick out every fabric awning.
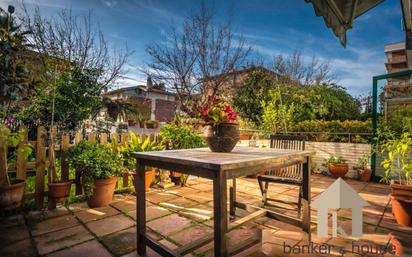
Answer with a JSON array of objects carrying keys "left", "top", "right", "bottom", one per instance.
[{"left": 306, "top": 0, "right": 384, "bottom": 47}]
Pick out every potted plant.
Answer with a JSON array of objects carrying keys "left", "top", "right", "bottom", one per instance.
[
  {"left": 118, "top": 131, "right": 164, "bottom": 191},
  {"left": 159, "top": 124, "right": 205, "bottom": 185},
  {"left": 68, "top": 140, "right": 124, "bottom": 208},
  {"left": 137, "top": 113, "right": 145, "bottom": 128},
  {"left": 0, "top": 124, "right": 32, "bottom": 210},
  {"left": 323, "top": 156, "right": 349, "bottom": 178},
  {"left": 145, "top": 120, "right": 158, "bottom": 129},
  {"left": 127, "top": 112, "right": 138, "bottom": 126},
  {"left": 380, "top": 132, "right": 412, "bottom": 226},
  {"left": 196, "top": 95, "right": 239, "bottom": 152},
  {"left": 354, "top": 155, "right": 371, "bottom": 182}
]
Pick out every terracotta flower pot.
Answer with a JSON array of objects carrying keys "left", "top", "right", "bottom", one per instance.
[
  {"left": 239, "top": 134, "right": 252, "bottom": 140},
  {"left": 0, "top": 179, "right": 25, "bottom": 210},
  {"left": 328, "top": 163, "right": 349, "bottom": 178},
  {"left": 357, "top": 168, "right": 372, "bottom": 182},
  {"left": 204, "top": 123, "right": 240, "bottom": 152},
  {"left": 139, "top": 121, "right": 145, "bottom": 128},
  {"left": 170, "top": 171, "right": 182, "bottom": 185},
  {"left": 390, "top": 180, "right": 412, "bottom": 197},
  {"left": 128, "top": 120, "right": 137, "bottom": 126},
  {"left": 86, "top": 177, "right": 118, "bottom": 208},
  {"left": 131, "top": 169, "right": 155, "bottom": 191},
  {"left": 48, "top": 181, "right": 72, "bottom": 202},
  {"left": 391, "top": 194, "right": 412, "bottom": 227}
]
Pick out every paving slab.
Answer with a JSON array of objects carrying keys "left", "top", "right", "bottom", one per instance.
[
  {"left": 179, "top": 203, "right": 213, "bottom": 221},
  {"left": 169, "top": 224, "right": 213, "bottom": 246},
  {"left": 0, "top": 238, "right": 36, "bottom": 257},
  {"left": 74, "top": 205, "right": 119, "bottom": 223},
  {"left": 85, "top": 214, "right": 135, "bottom": 237},
  {"left": 45, "top": 240, "right": 111, "bottom": 257},
  {"left": 0, "top": 223, "right": 30, "bottom": 245},
  {"left": 147, "top": 213, "right": 192, "bottom": 236},
  {"left": 146, "top": 192, "right": 180, "bottom": 204},
  {"left": 31, "top": 214, "right": 80, "bottom": 236},
  {"left": 110, "top": 199, "right": 138, "bottom": 213},
  {"left": 101, "top": 226, "right": 137, "bottom": 256},
  {"left": 34, "top": 225, "right": 93, "bottom": 255}
]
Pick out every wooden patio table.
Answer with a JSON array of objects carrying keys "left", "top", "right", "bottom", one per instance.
[{"left": 133, "top": 146, "right": 314, "bottom": 257}]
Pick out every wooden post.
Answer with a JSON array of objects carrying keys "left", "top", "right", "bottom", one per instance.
[
  {"left": 35, "top": 126, "right": 46, "bottom": 209},
  {"left": 100, "top": 133, "right": 108, "bottom": 144},
  {"left": 48, "top": 127, "right": 58, "bottom": 210},
  {"left": 121, "top": 132, "right": 129, "bottom": 188},
  {"left": 74, "top": 131, "right": 83, "bottom": 144},
  {"left": 88, "top": 133, "right": 96, "bottom": 143},
  {"left": 61, "top": 132, "right": 70, "bottom": 181},
  {"left": 16, "top": 125, "right": 28, "bottom": 180}
]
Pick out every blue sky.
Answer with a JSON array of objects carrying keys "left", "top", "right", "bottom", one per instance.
[{"left": 3, "top": 0, "right": 404, "bottom": 96}]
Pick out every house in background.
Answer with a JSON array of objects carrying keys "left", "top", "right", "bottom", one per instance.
[{"left": 103, "top": 77, "right": 177, "bottom": 123}]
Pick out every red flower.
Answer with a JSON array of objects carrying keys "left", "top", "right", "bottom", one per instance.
[
  {"left": 200, "top": 106, "right": 209, "bottom": 116},
  {"left": 224, "top": 105, "right": 232, "bottom": 114}
]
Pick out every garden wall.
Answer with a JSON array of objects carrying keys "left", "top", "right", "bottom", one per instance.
[{"left": 239, "top": 140, "right": 371, "bottom": 178}]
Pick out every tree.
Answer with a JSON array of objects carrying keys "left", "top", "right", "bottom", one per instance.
[
  {"left": 260, "top": 90, "right": 294, "bottom": 133},
  {"left": 145, "top": 1, "right": 250, "bottom": 113},
  {"left": 272, "top": 50, "right": 336, "bottom": 85},
  {"left": 0, "top": 5, "right": 35, "bottom": 124},
  {"left": 232, "top": 70, "right": 276, "bottom": 126}
]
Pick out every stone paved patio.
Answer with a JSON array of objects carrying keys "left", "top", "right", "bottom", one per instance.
[{"left": 1, "top": 174, "right": 412, "bottom": 257}]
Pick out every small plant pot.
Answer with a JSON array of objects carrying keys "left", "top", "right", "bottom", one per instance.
[
  {"left": 146, "top": 123, "right": 155, "bottom": 129},
  {"left": 170, "top": 171, "right": 182, "bottom": 185},
  {"left": 328, "top": 163, "right": 349, "bottom": 178},
  {"left": 357, "top": 168, "right": 372, "bottom": 182},
  {"left": 239, "top": 134, "right": 252, "bottom": 140},
  {"left": 139, "top": 121, "right": 145, "bottom": 128},
  {"left": 49, "top": 181, "right": 72, "bottom": 202},
  {"left": 390, "top": 180, "right": 412, "bottom": 197},
  {"left": 0, "top": 179, "right": 25, "bottom": 210},
  {"left": 131, "top": 169, "right": 155, "bottom": 191},
  {"left": 391, "top": 194, "right": 412, "bottom": 227},
  {"left": 128, "top": 120, "right": 137, "bottom": 126},
  {"left": 86, "top": 177, "right": 118, "bottom": 208},
  {"left": 204, "top": 123, "right": 240, "bottom": 152}
]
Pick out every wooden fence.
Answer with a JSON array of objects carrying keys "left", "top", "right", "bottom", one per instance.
[{"left": 0, "top": 125, "right": 159, "bottom": 209}]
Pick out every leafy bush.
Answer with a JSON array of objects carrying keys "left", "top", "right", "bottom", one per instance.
[
  {"left": 160, "top": 124, "right": 205, "bottom": 150},
  {"left": 323, "top": 156, "right": 347, "bottom": 166},
  {"left": 68, "top": 140, "right": 124, "bottom": 197},
  {"left": 117, "top": 131, "right": 164, "bottom": 170}
]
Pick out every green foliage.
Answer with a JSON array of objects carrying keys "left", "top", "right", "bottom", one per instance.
[
  {"left": 68, "top": 140, "right": 124, "bottom": 197},
  {"left": 0, "top": 5, "right": 36, "bottom": 122},
  {"left": 387, "top": 105, "right": 412, "bottom": 134},
  {"left": 233, "top": 71, "right": 362, "bottom": 127},
  {"left": 117, "top": 131, "right": 164, "bottom": 170},
  {"left": 232, "top": 71, "right": 275, "bottom": 125},
  {"left": 379, "top": 132, "right": 412, "bottom": 185},
  {"left": 323, "top": 156, "right": 347, "bottom": 166},
  {"left": 159, "top": 124, "right": 205, "bottom": 150},
  {"left": 17, "top": 67, "right": 102, "bottom": 130},
  {"left": 259, "top": 90, "right": 294, "bottom": 133}
]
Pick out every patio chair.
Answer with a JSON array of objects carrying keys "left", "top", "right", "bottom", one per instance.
[{"left": 257, "top": 134, "right": 307, "bottom": 217}]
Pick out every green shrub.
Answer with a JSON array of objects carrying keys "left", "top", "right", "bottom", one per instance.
[
  {"left": 160, "top": 124, "right": 205, "bottom": 150},
  {"left": 68, "top": 140, "right": 124, "bottom": 197}
]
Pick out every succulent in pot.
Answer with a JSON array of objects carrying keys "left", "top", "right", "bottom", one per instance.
[
  {"left": 323, "top": 156, "right": 348, "bottom": 178},
  {"left": 380, "top": 132, "right": 412, "bottom": 226},
  {"left": 195, "top": 95, "right": 239, "bottom": 152},
  {"left": 117, "top": 131, "right": 164, "bottom": 191},
  {"left": 145, "top": 120, "right": 159, "bottom": 129},
  {"left": 0, "top": 124, "right": 32, "bottom": 210},
  {"left": 159, "top": 124, "right": 205, "bottom": 186},
  {"left": 68, "top": 140, "right": 124, "bottom": 208}
]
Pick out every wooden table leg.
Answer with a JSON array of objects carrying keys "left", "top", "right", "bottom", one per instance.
[
  {"left": 302, "top": 156, "right": 311, "bottom": 241},
  {"left": 230, "top": 177, "right": 236, "bottom": 217},
  {"left": 136, "top": 160, "right": 146, "bottom": 256},
  {"left": 213, "top": 172, "right": 228, "bottom": 257}
]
